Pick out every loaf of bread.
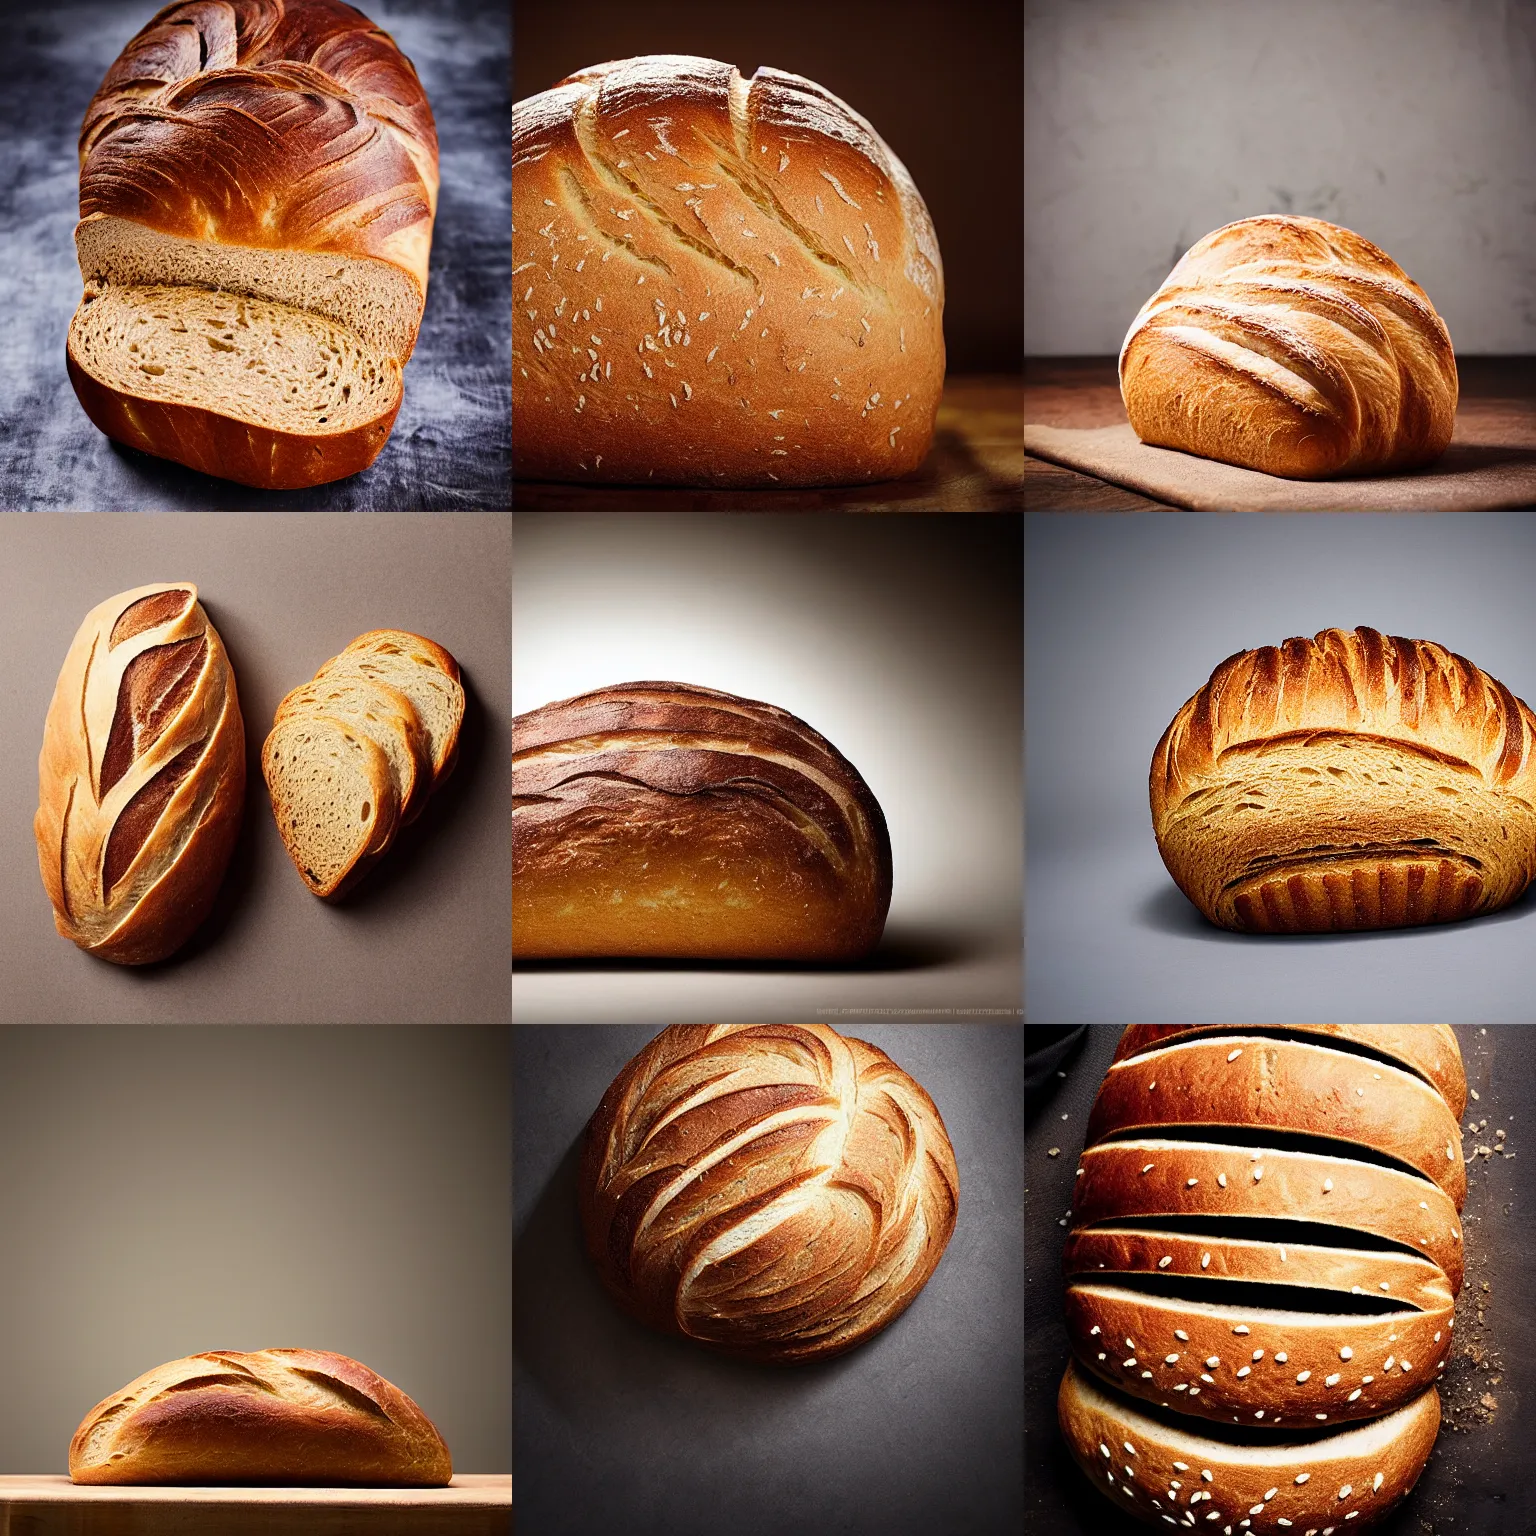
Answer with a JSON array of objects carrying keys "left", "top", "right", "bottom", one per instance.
[
  {"left": 70, "top": 0, "right": 438, "bottom": 489},
  {"left": 1150, "top": 627, "right": 1536, "bottom": 933},
  {"left": 35, "top": 583, "right": 245, "bottom": 965},
  {"left": 69, "top": 1348, "right": 452, "bottom": 1485},
  {"left": 1059, "top": 1026, "right": 1465, "bottom": 1529},
  {"left": 1058, "top": 1362, "right": 1441, "bottom": 1534},
  {"left": 512, "top": 682, "right": 892, "bottom": 960},
  {"left": 580, "top": 1024, "right": 958, "bottom": 1363},
  {"left": 512, "top": 55, "right": 944, "bottom": 487},
  {"left": 1120, "top": 216, "right": 1457, "bottom": 478}
]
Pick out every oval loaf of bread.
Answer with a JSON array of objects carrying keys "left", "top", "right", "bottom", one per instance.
[
  {"left": 69, "top": 0, "right": 439, "bottom": 489},
  {"left": 512, "top": 681, "right": 892, "bottom": 960},
  {"left": 1120, "top": 215, "right": 1457, "bottom": 478},
  {"left": 580, "top": 1023, "right": 958, "bottom": 1363},
  {"left": 35, "top": 582, "right": 245, "bottom": 965},
  {"left": 1150, "top": 627, "right": 1536, "bottom": 933},
  {"left": 513, "top": 54, "right": 944, "bottom": 487},
  {"left": 1059, "top": 1025, "right": 1467, "bottom": 1531},
  {"left": 69, "top": 1348, "right": 451, "bottom": 1485}
]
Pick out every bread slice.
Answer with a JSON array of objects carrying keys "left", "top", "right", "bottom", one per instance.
[
  {"left": 262, "top": 715, "right": 398, "bottom": 898},
  {"left": 66, "top": 282, "right": 402, "bottom": 491},
  {"left": 1058, "top": 1359, "right": 1440, "bottom": 1532},
  {"left": 275, "top": 677, "right": 431, "bottom": 827},
  {"left": 316, "top": 631, "right": 465, "bottom": 786}
]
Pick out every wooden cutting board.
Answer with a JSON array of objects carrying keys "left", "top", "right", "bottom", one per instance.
[{"left": 0, "top": 1474, "right": 511, "bottom": 1535}]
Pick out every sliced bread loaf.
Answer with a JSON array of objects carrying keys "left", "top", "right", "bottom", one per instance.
[
  {"left": 275, "top": 676, "right": 431, "bottom": 827},
  {"left": 67, "top": 282, "right": 402, "bottom": 490},
  {"left": 262, "top": 714, "right": 398, "bottom": 899},
  {"left": 316, "top": 631, "right": 465, "bottom": 786}
]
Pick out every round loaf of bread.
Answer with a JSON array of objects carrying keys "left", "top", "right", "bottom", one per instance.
[
  {"left": 69, "top": 1348, "right": 451, "bottom": 1485},
  {"left": 1058, "top": 1361, "right": 1440, "bottom": 1532},
  {"left": 1120, "top": 216, "right": 1457, "bottom": 478},
  {"left": 512, "top": 54, "right": 945, "bottom": 487},
  {"left": 513, "top": 681, "right": 892, "bottom": 960},
  {"left": 1150, "top": 627, "right": 1536, "bottom": 933},
  {"left": 579, "top": 1023, "right": 958, "bottom": 1363}
]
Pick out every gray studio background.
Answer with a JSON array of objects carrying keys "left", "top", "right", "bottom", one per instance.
[
  {"left": 1024, "top": 1025, "right": 1534, "bottom": 1535},
  {"left": 0, "top": 1026, "right": 511, "bottom": 1475},
  {"left": 513, "top": 1024, "right": 1023, "bottom": 1535},
  {"left": 1025, "top": 0, "right": 1536, "bottom": 354},
  {"left": 0, "top": 513, "right": 510, "bottom": 1025},
  {"left": 512, "top": 514, "right": 1022, "bottom": 1024},
  {"left": 1026, "top": 513, "right": 1536, "bottom": 1022}
]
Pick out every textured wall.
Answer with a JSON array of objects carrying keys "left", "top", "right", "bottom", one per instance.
[{"left": 1025, "top": 0, "right": 1536, "bottom": 354}]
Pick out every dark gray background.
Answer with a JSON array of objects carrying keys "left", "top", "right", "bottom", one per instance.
[
  {"left": 0, "top": 1025, "right": 512, "bottom": 1474},
  {"left": 513, "top": 1024, "right": 1023, "bottom": 1536},
  {"left": 1026, "top": 0, "right": 1536, "bottom": 354},
  {"left": 0, "top": 513, "right": 510, "bottom": 1024},
  {"left": 1024, "top": 1025, "right": 1534, "bottom": 1536},
  {"left": 0, "top": 0, "right": 510, "bottom": 510},
  {"left": 1026, "top": 513, "right": 1536, "bottom": 1023},
  {"left": 512, "top": 513, "right": 1023, "bottom": 1025}
]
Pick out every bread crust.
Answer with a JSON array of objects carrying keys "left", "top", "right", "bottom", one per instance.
[
  {"left": 579, "top": 1023, "right": 958, "bottom": 1363},
  {"left": 1120, "top": 215, "right": 1457, "bottom": 478},
  {"left": 67, "top": 344, "right": 399, "bottom": 491},
  {"left": 1086, "top": 1035, "right": 1466, "bottom": 1205},
  {"left": 1058, "top": 1360, "right": 1440, "bottom": 1531},
  {"left": 512, "top": 681, "right": 892, "bottom": 960},
  {"left": 1150, "top": 627, "right": 1536, "bottom": 933},
  {"left": 35, "top": 582, "right": 244, "bottom": 965},
  {"left": 69, "top": 1348, "right": 451, "bottom": 1486},
  {"left": 1112, "top": 1026, "right": 1467, "bottom": 1120},
  {"left": 512, "top": 54, "right": 944, "bottom": 487}
]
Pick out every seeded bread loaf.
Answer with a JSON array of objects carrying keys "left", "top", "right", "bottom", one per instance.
[
  {"left": 70, "top": 0, "right": 438, "bottom": 489},
  {"left": 1058, "top": 1361, "right": 1440, "bottom": 1533},
  {"left": 512, "top": 54, "right": 945, "bottom": 487},
  {"left": 1150, "top": 628, "right": 1536, "bottom": 933},
  {"left": 35, "top": 583, "right": 245, "bottom": 964},
  {"left": 69, "top": 1348, "right": 451, "bottom": 1485}
]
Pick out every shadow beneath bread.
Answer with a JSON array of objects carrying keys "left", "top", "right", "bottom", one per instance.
[
  {"left": 1136, "top": 875, "right": 1536, "bottom": 940},
  {"left": 511, "top": 920, "right": 978, "bottom": 974},
  {"left": 1410, "top": 441, "right": 1536, "bottom": 477}
]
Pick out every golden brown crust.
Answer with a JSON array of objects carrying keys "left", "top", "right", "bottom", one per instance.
[
  {"left": 1058, "top": 1361, "right": 1440, "bottom": 1531},
  {"left": 1120, "top": 216, "right": 1457, "bottom": 478},
  {"left": 512, "top": 54, "right": 944, "bottom": 487},
  {"left": 579, "top": 1024, "right": 958, "bottom": 1364},
  {"left": 66, "top": 345, "right": 399, "bottom": 490},
  {"left": 1150, "top": 628, "right": 1536, "bottom": 933},
  {"left": 69, "top": 1348, "right": 451, "bottom": 1485},
  {"left": 1086, "top": 1034, "right": 1466, "bottom": 1205},
  {"left": 1112, "top": 1026, "right": 1467, "bottom": 1119},
  {"left": 35, "top": 583, "right": 244, "bottom": 965},
  {"left": 512, "top": 681, "right": 891, "bottom": 960},
  {"left": 79, "top": 0, "right": 438, "bottom": 289}
]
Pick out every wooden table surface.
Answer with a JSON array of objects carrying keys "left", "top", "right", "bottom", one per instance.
[
  {"left": 513, "top": 374, "right": 1023, "bottom": 510},
  {"left": 1025, "top": 357, "right": 1536, "bottom": 510},
  {"left": 0, "top": 1475, "right": 511, "bottom": 1535}
]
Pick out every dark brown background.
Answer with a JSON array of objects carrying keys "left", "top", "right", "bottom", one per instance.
[{"left": 512, "top": 0, "right": 1024, "bottom": 375}]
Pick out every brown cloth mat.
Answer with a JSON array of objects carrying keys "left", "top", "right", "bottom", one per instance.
[{"left": 1023, "top": 421, "right": 1536, "bottom": 511}]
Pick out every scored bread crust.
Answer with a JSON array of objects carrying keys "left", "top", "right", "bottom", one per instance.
[
  {"left": 1119, "top": 215, "right": 1457, "bottom": 478},
  {"left": 579, "top": 1023, "right": 958, "bottom": 1363},
  {"left": 1058, "top": 1360, "right": 1440, "bottom": 1532},
  {"left": 69, "top": 1348, "right": 451, "bottom": 1486},
  {"left": 512, "top": 54, "right": 945, "bottom": 487},
  {"left": 1150, "top": 627, "right": 1536, "bottom": 933},
  {"left": 1086, "top": 1035, "right": 1466, "bottom": 1205},
  {"left": 35, "top": 582, "right": 245, "bottom": 965},
  {"left": 512, "top": 681, "right": 892, "bottom": 960},
  {"left": 1112, "top": 1026, "right": 1467, "bottom": 1119},
  {"left": 71, "top": 0, "right": 438, "bottom": 488},
  {"left": 1072, "top": 1139, "right": 1464, "bottom": 1293}
]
